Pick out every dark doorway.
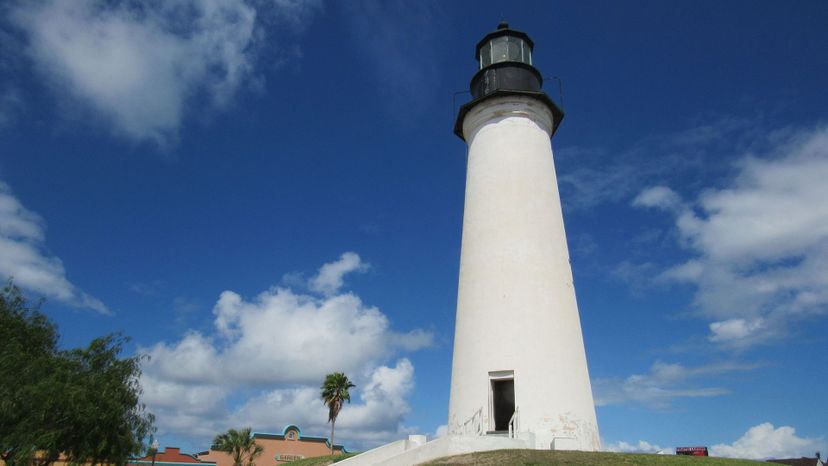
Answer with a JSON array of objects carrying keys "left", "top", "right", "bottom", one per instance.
[{"left": 492, "top": 379, "right": 515, "bottom": 431}]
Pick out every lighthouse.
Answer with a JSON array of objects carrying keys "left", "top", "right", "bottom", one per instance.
[{"left": 447, "top": 23, "right": 600, "bottom": 451}]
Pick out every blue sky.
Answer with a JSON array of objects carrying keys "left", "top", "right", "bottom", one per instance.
[{"left": 1, "top": 0, "right": 827, "bottom": 460}]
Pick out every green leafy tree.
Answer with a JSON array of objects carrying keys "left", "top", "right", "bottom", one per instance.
[
  {"left": 212, "top": 428, "right": 263, "bottom": 466},
  {"left": 0, "top": 282, "right": 155, "bottom": 466},
  {"left": 0, "top": 284, "right": 58, "bottom": 466},
  {"left": 320, "top": 372, "right": 355, "bottom": 455}
]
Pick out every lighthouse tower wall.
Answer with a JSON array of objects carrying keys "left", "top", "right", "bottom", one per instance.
[{"left": 447, "top": 95, "right": 600, "bottom": 451}]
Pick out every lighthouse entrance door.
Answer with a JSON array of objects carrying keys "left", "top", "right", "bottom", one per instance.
[{"left": 491, "top": 378, "right": 515, "bottom": 432}]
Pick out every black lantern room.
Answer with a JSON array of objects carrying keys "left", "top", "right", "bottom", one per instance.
[{"left": 454, "top": 22, "right": 564, "bottom": 140}]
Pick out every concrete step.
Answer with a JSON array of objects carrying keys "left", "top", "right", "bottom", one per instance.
[{"left": 335, "top": 435, "right": 529, "bottom": 466}]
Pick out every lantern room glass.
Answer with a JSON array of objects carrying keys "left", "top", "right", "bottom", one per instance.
[{"left": 479, "top": 36, "right": 532, "bottom": 69}]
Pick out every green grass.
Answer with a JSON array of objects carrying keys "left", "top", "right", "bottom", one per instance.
[
  {"left": 422, "top": 449, "right": 767, "bottom": 465},
  {"left": 280, "top": 452, "right": 358, "bottom": 466},
  {"left": 279, "top": 449, "right": 768, "bottom": 466}
]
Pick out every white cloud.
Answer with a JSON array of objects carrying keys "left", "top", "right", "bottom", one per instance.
[
  {"left": 593, "top": 361, "right": 756, "bottom": 408},
  {"left": 604, "top": 440, "right": 670, "bottom": 454},
  {"left": 708, "top": 318, "right": 767, "bottom": 344},
  {"left": 145, "top": 286, "right": 431, "bottom": 386},
  {"left": 0, "top": 181, "right": 109, "bottom": 313},
  {"left": 342, "top": 360, "right": 414, "bottom": 430},
  {"left": 633, "top": 125, "right": 828, "bottom": 348},
  {"left": 9, "top": 0, "right": 319, "bottom": 145},
  {"left": 144, "top": 332, "right": 220, "bottom": 384},
  {"left": 308, "top": 252, "right": 368, "bottom": 296},
  {"left": 711, "top": 422, "right": 825, "bottom": 460},
  {"left": 684, "top": 130, "right": 828, "bottom": 264},
  {"left": 557, "top": 116, "right": 759, "bottom": 211},
  {"left": 140, "top": 373, "right": 229, "bottom": 438},
  {"left": 141, "top": 373, "right": 227, "bottom": 415},
  {"left": 604, "top": 423, "right": 826, "bottom": 459},
  {"left": 632, "top": 186, "right": 682, "bottom": 211},
  {"left": 658, "top": 259, "right": 703, "bottom": 282},
  {"left": 232, "top": 359, "right": 416, "bottom": 448},
  {"left": 140, "top": 254, "right": 433, "bottom": 449}
]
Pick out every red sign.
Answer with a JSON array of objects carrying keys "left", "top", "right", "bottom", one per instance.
[{"left": 676, "top": 447, "right": 709, "bottom": 456}]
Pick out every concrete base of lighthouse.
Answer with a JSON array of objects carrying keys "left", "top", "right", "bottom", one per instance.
[
  {"left": 334, "top": 434, "right": 526, "bottom": 466},
  {"left": 335, "top": 431, "right": 595, "bottom": 466}
]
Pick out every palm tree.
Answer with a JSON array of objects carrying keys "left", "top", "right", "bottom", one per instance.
[
  {"left": 320, "top": 372, "right": 355, "bottom": 455},
  {"left": 149, "top": 438, "right": 159, "bottom": 466},
  {"left": 212, "top": 427, "right": 263, "bottom": 466}
]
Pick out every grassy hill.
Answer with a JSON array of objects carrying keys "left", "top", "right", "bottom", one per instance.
[
  {"left": 422, "top": 449, "right": 767, "bottom": 465},
  {"left": 281, "top": 449, "right": 771, "bottom": 465}
]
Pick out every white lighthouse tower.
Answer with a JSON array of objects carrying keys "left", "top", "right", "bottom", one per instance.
[{"left": 447, "top": 23, "right": 600, "bottom": 451}]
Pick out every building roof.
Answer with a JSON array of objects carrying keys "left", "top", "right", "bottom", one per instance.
[
  {"left": 251, "top": 425, "right": 347, "bottom": 453},
  {"left": 200, "top": 425, "right": 347, "bottom": 455},
  {"left": 130, "top": 448, "right": 216, "bottom": 465}
]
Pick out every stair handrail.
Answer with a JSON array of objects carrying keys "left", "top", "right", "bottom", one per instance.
[
  {"left": 461, "top": 407, "right": 483, "bottom": 436},
  {"left": 507, "top": 406, "right": 519, "bottom": 439}
]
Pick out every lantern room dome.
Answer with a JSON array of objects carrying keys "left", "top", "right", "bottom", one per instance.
[
  {"left": 468, "top": 22, "right": 543, "bottom": 101},
  {"left": 475, "top": 22, "right": 534, "bottom": 68},
  {"left": 454, "top": 22, "right": 564, "bottom": 140}
]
